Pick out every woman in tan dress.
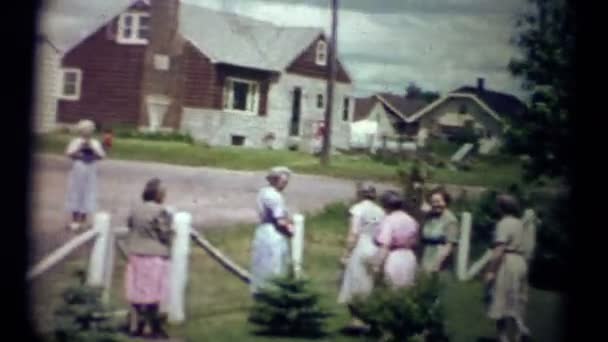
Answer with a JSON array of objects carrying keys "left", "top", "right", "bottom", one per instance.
[
  {"left": 420, "top": 187, "right": 459, "bottom": 274},
  {"left": 484, "top": 194, "right": 530, "bottom": 342}
]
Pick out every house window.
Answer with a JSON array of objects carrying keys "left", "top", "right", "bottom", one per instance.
[
  {"left": 317, "top": 94, "right": 324, "bottom": 109},
  {"left": 315, "top": 40, "right": 327, "bottom": 66},
  {"left": 60, "top": 68, "right": 82, "bottom": 100},
  {"left": 342, "top": 97, "right": 350, "bottom": 121},
  {"left": 231, "top": 135, "right": 246, "bottom": 146},
  {"left": 223, "top": 77, "right": 260, "bottom": 114},
  {"left": 117, "top": 12, "right": 150, "bottom": 44}
]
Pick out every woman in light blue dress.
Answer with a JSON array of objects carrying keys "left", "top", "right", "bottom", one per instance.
[
  {"left": 65, "top": 119, "right": 105, "bottom": 231},
  {"left": 250, "top": 167, "right": 294, "bottom": 294}
]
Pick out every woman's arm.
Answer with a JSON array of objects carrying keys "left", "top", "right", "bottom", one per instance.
[
  {"left": 484, "top": 244, "right": 506, "bottom": 282},
  {"left": 341, "top": 215, "right": 360, "bottom": 264},
  {"left": 431, "top": 243, "right": 454, "bottom": 272},
  {"left": 89, "top": 139, "right": 106, "bottom": 159},
  {"left": 65, "top": 138, "right": 83, "bottom": 157},
  {"left": 431, "top": 217, "right": 459, "bottom": 270},
  {"left": 275, "top": 217, "right": 294, "bottom": 237},
  {"left": 154, "top": 210, "right": 174, "bottom": 246}
]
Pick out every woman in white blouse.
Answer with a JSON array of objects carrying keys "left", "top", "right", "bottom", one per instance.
[
  {"left": 250, "top": 166, "right": 294, "bottom": 294},
  {"left": 64, "top": 120, "right": 105, "bottom": 231}
]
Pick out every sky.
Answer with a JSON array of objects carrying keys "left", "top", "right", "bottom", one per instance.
[{"left": 41, "top": 0, "right": 532, "bottom": 99}]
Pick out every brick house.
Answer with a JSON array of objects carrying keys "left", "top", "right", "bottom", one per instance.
[{"left": 37, "top": 0, "right": 354, "bottom": 150}]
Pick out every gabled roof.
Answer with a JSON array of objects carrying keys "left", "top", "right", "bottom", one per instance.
[
  {"left": 353, "top": 97, "right": 376, "bottom": 121},
  {"left": 452, "top": 86, "right": 527, "bottom": 119},
  {"left": 179, "top": 4, "right": 324, "bottom": 72},
  {"left": 406, "top": 85, "right": 527, "bottom": 124},
  {"left": 39, "top": 0, "right": 141, "bottom": 54},
  {"left": 41, "top": 1, "right": 330, "bottom": 73},
  {"left": 376, "top": 93, "right": 428, "bottom": 120},
  {"left": 353, "top": 93, "right": 428, "bottom": 122},
  {"left": 407, "top": 92, "right": 504, "bottom": 123}
]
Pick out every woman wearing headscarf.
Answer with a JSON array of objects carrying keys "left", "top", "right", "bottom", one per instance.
[
  {"left": 484, "top": 194, "right": 531, "bottom": 342},
  {"left": 420, "top": 187, "right": 460, "bottom": 274},
  {"left": 250, "top": 166, "right": 294, "bottom": 294},
  {"left": 65, "top": 119, "right": 105, "bottom": 231},
  {"left": 370, "top": 190, "right": 419, "bottom": 288},
  {"left": 124, "top": 178, "right": 173, "bottom": 338}
]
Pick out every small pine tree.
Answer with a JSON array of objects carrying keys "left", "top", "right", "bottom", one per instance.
[
  {"left": 248, "top": 274, "right": 332, "bottom": 338},
  {"left": 53, "top": 270, "right": 126, "bottom": 342}
]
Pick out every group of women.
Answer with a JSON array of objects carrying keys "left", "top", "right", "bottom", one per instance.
[
  {"left": 63, "top": 120, "right": 532, "bottom": 341},
  {"left": 251, "top": 168, "right": 532, "bottom": 342}
]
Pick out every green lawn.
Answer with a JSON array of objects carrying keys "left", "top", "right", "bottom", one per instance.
[
  {"left": 32, "top": 203, "right": 563, "bottom": 342},
  {"left": 35, "top": 133, "right": 523, "bottom": 188}
]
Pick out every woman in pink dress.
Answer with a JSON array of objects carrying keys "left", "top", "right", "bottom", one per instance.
[
  {"left": 370, "top": 190, "right": 419, "bottom": 288},
  {"left": 124, "top": 178, "right": 173, "bottom": 338}
]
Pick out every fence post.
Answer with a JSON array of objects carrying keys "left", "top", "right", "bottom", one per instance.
[
  {"left": 167, "top": 212, "right": 192, "bottom": 325},
  {"left": 101, "top": 222, "right": 117, "bottom": 305},
  {"left": 457, "top": 212, "right": 472, "bottom": 281},
  {"left": 291, "top": 214, "right": 305, "bottom": 279},
  {"left": 87, "top": 212, "right": 111, "bottom": 287}
]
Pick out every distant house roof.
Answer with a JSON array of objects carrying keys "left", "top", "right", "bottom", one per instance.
[
  {"left": 451, "top": 86, "right": 527, "bottom": 119},
  {"left": 353, "top": 97, "right": 376, "bottom": 121},
  {"left": 179, "top": 4, "right": 325, "bottom": 72},
  {"left": 39, "top": 1, "right": 338, "bottom": 75},
  {"left": 353, "top": 93, "right": 428, "bottom": 122},
  {"left": 406, "top": 84, "right": 527, "bottom": 124},
  {"left": 376, "top": 93, "right": 428, "bottom": 120}
]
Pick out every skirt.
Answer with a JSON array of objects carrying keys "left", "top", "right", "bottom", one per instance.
[
  {"left": 250, "top": 223, "right": 290, "bottom": 294},
  {"left": 338, "top": 234, "right": 378, "bottom": 303},
  {"left": 65, "top": 160, "right": 98, "bottom": 214},
  {"left": 384, "top": 249, "right": 417, "bottom": 288},
  {"left": 487, "top": 254, "right": 528, "bottom": 322},
  {"left": 125, "top": 255, "right": 170, "bottom": 305}
]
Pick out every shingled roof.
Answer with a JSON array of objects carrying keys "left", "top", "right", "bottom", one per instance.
[
  {"left": 451, "top": 86, "right": 527, "bottom": 119},
  {"left": 353, "top": 93, "right": 429, "bottom": 122},
  {"left": 179, "top": 4, "right": 324, "bottom": 72},
  {"left": 39, "top": 0, "right": 335, "bottom": 74}
]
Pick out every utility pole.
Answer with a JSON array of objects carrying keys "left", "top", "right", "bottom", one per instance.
[{"left": 321, "top": 0, "right": 338, "bottom": 166}]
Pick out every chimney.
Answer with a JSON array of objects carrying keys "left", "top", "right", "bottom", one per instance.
[
  {"left": 477, "top": 77, "right": 485, "bottom": 92},
  {"left": 140, "top": 0, "right": 183, "bottom": 131}
]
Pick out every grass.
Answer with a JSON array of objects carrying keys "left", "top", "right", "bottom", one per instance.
[
  {"left": 35, "top": 133, "right": 524, "bottom": 188},
  {"left": 31, "top": 202, "right": 563, "bottom": 342}
]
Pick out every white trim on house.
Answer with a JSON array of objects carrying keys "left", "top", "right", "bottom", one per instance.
[
  {"left": 59, "top": 68, "right": 82, "bottom": 101},
  {"left": 374, "top": 94, "right": 408, "bottom": 121},
  {"left": 407, "top": 93, "right": 504, "bottom": 124},
  {"left": 315, "top": 40, "right": 327, "bottom": 66},
  {"left": 223, "top": 77, "right": 261, "bottom": 115},
  {"left": 116, "top": 11, "right": 150, "bottom": 45}
]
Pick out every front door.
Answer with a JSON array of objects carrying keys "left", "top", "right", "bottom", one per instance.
[{"left": 289, "top": 87, "right": 302, "bottom": 136}]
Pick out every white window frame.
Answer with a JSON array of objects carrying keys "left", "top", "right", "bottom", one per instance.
[
  {"left": 116, "top": 12, "right": 150, "bottom": 45},
  {"left": 59, "top": 68, "right": 82, "bottom": 101},
  {"left": 223, "top": 77, "right": 260, "bottom": 115},
  {"left": 315, "top": 40, "right": 327, "bottom": 66}
]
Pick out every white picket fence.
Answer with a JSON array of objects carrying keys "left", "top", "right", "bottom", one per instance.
[{"left": 27, "top": 210, "right": 307, "bottom": 325}]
